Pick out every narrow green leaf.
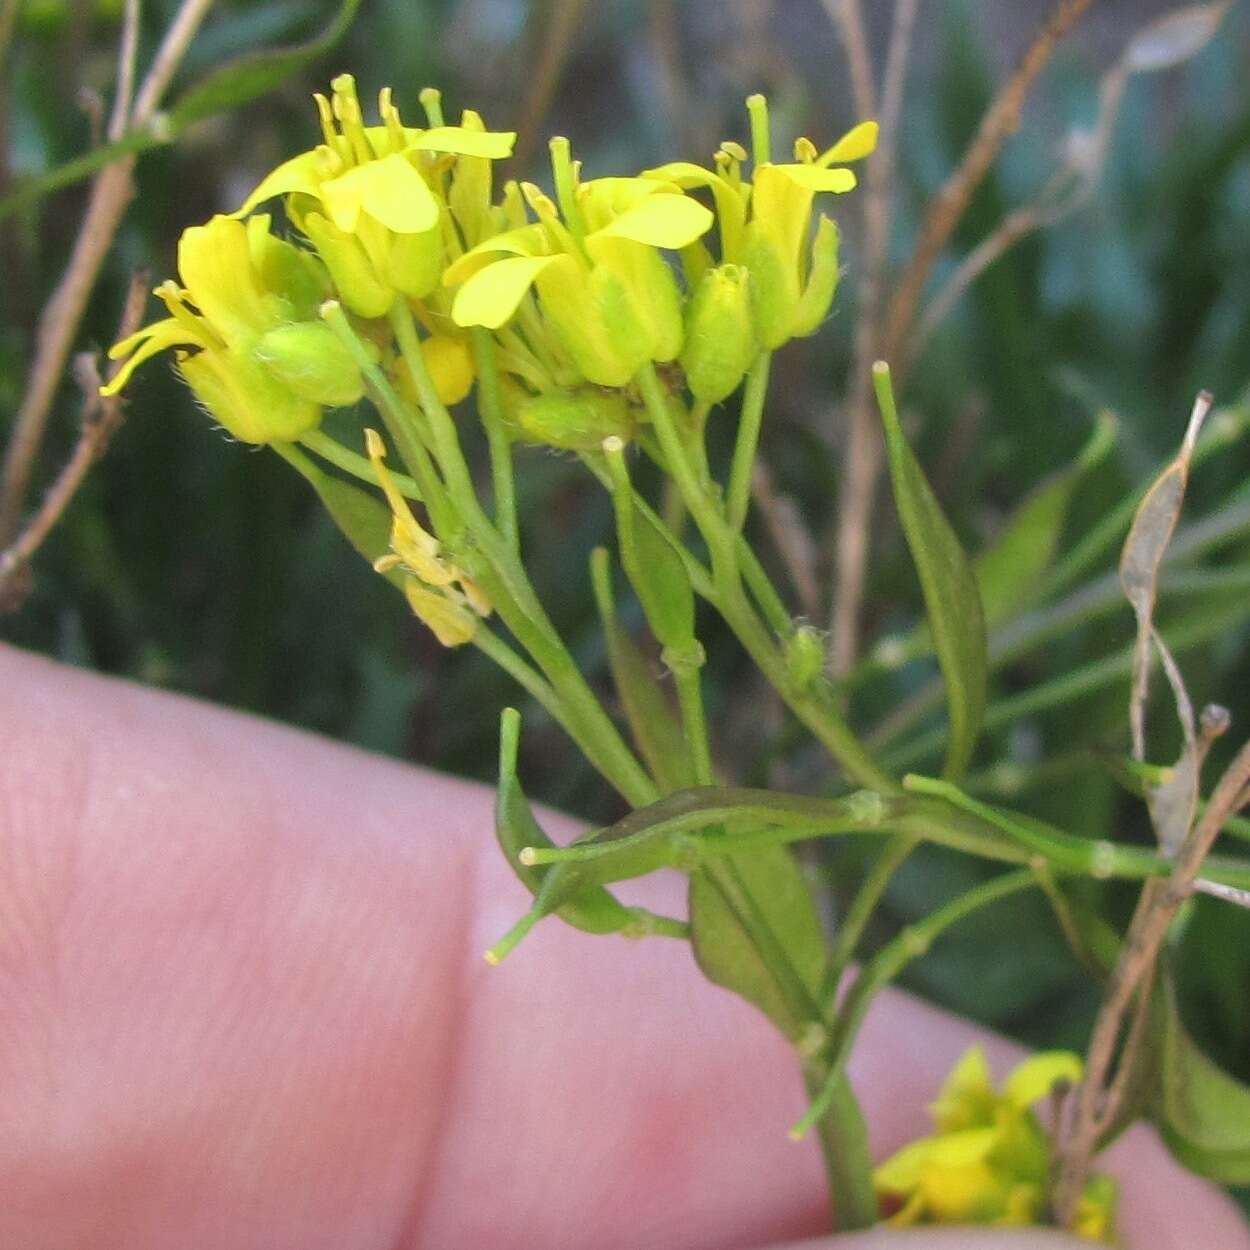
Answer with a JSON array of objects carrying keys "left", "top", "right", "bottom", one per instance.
[
  {"left": 590, "top": 548, "right": 696, "bottom": 795},
  {"left": 494, "top": 709, "right": 634, "bottom": 936},
  {"left": 272, "top": 443, "right": 403, "bottom": 587},
  {"left": 874, "top": 361, "right": 986, "bottom": 780},
  {"left": 689, "top": 848, "right": 828, "bottom": 1043},
  {"left": 975, "top": 413, "right": 1115, "bottom": 627},
  {"left": 171, "top": 0, "right": 363, "bottom": 126},
  {"left": 1154, "top": 972, "right": 1250, "bottom": 1183},
  {"left": 0, "top": 0, "right": 362, "bottom": 224}
]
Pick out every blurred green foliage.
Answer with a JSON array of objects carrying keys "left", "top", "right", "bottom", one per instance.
[{"left": 4, "top": 0, "right": 1250, "bottom": 1196}]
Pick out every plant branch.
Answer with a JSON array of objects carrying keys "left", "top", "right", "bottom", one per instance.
[
  {"left": 0, "top": 0, "right": 215, "bottom": 544},
  {"left": 880, "top": 0, "right": 1097, "bottom": 375},
  {"left": 0, "top": 270, "right": 147, "bottom": 609},
  {"left": 829, "top": 0, "right": 920, "bottom": 675},
  {"left": 1054, "top": 735, "right": 1250, "bottom": 1223}
]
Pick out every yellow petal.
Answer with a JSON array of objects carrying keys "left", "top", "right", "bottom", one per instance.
[
  {"left": 592, "top": 193, "right": 713, "bottom": 249},
  {"left": 404, "top": 580, "right": 476, "bottom": 646},
  {"left": 321, "top": 154, "right": 439, "bottom": 234},
  {"left": 874, "top": 1135, "right": 940, "bottom": 1193},
  {"left": 442, "top": 223, "right": 549, "bottom": 286},
  {"left": 1003, "top": 1051, "right": 1084, "bottom": 1109},
  {"left": 411, "top": 126, "right": 516, "bottom": 158},
  {"left": 101, "top": 318, "right": 201, "bottom": 395},
  {"left": 774, "top": 163, "right": 858, "bottom": 193},
  {"left": 177, "top": 216, "right": 275, "bottom": 344},
  {"left": 452, "top": 254, "right": 559, "bottom": 329},
  {"left": 818, "top": 119, "right": 879, "bottom": 166},
  {"left": 919, "top": 1158, "right": 1004, "bottom": 1223},
  {"left": 923, "top": 1126, "right": 1000, "bottom": 1168},
  {"left": 232, "top": 150, "right": 324, "bottom": 218}
]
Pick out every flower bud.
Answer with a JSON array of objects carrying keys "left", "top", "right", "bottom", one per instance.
[
  {"left": 790, "top": 214, "right": 840, "bottom": 339},
  {"left": 784, "top": 624, "right": 826, "bottom": 692},
  {"left": 421, "top": 334, "right": 474, "bottom": 405},
  {"left": 385, "top": 223, "right": 444, "bottom": 301},
  {"left": 515, "top": 387, "right": 634, "bottom": 450},
  {"left": 179, "top": 347, "right": 321, "bottom": 444},
  {"left": 254, "top": 322, "right": 365, "bottom": 407},
  {"left": 680, "top": 263, "right": 756, "bottom": 403},
  {"left": 303, "top": 212, "right": 392, "bottom": 319},
  {"left": 741, "top": 220, "right": 799, "bottom": 350},
  {"left": 534, "top": 260, "right": 648, "bottom": 388}
]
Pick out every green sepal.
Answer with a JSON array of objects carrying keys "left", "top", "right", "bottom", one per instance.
[{"left": 875, "top": 362, "right": 986, "bottom": 780}]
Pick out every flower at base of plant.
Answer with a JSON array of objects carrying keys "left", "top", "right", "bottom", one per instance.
[
  {"left": 233, "top": 75, "right": 515, "bottom": 318},
  {"left": 873, "top": 1045, "right": 1117, "bottom": 1243},
  {"left": 101, "top": 214, "right": 356, "bottom": 444},
  {"left": 364, "top": 428, "right": 490, "bottom": 646}
]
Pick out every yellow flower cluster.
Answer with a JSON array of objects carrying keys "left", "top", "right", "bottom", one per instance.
[
  {"left": 874, "top": 1046, "right": 1117, "bottom": 1242},
  {"left": 102, "top": 78, "right": 873, "bottom": 643},
  {"left": 105, "top": 77, "right": 873, "bottom": 449}
]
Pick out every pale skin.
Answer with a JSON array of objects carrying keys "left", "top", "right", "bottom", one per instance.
[{"left": 1, "top": 643, "right": 1247, "bottom": 1250}]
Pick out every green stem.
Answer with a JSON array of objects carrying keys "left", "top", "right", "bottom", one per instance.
[
  {"left": 698, "top": 853, "right": 878, "bottom": 1231},
  {"left": 299, "top": 430, "right": 422, "bottom": 500},
  {"left": 470, "top": 327, "right": 519, "bottom": 552},
  {"left": 390, "top": 301, "right": 656, "bottom": 808},
  {"left": 793, "top": 869, "right": 1038, "bottom": 1141},
  {"left": 727, "top": 352, "right": 772, "bottom": 532},
  {"left": 801, "top": 1064, "right": 878, "bottom": 1231},
  {"left": 635, "top": 363, "right": 893, "bottom": 792},
  {"left": 673, "top": 666, "right": 715, "bottom": 786},
  {"left": 319, "top": 301, "right": 454, "bottom": 534},
  {"left": 821, "top": 834, "right": 918, "bottom": 1007}
]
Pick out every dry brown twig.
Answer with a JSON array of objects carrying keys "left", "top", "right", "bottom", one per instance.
[
  {"left": 828, "top": 0, "right": 919, "bottom": 675},
  {"left": 0, "top": 0, "right": 215, "bottom": 547},
  {"left": 1052, "top": 389, "right": 1250, "bottom": 1223},
  {"left": 0, "top": 271, "right": 149, "bottom": 610}
]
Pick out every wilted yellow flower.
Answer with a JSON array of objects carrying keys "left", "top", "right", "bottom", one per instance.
[
  {"left": 234, "top": 75, "right": 515, "bottom": 318},
  {"left": 365, "top": 428, "right": 490, "bottom": 646},
  {"left": 874, "top": 1046, "right": 1116, "bottom": 1243},
  {"left": 101, "top": 214, "right": 354, "bottom": 444}
]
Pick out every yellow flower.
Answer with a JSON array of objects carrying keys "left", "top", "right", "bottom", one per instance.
[
  {"left": 874, "top": 1046, "right": 1116, "bottom": 1243},
  {"left": 365, "top": 429, "right": 490, "bottom": 646},
  {"left": 445, "top": 166, "right": 713, "bottom": 388},
  {"left": 233, "top": 76, "right": 515, "bottom": 318},
  {"left": 101, "top": 214, "right": 355, "bottom": 444},
  {"left": 646, "top": 105, "right": 875, "bottom": 349}
]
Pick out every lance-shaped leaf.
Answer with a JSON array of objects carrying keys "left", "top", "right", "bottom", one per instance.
[
  {"left": 171, "top": 0, "right": 364, "bottom": 126},
  {"left": 975, "top": 412, "right": 1116, "bottom": 627},
  {"left": 590, "top": 549, "right": 695, "bottom": 795},
  {"left": 689, "top": 848, "right": 829, "bottom": 1043},
  {"left": 1154, "top": 970, "right": 1250, "bottom": 1183},
  {"left": 275, "top": 445, "right": 403, "bottom": 588},
  {"left": 874, "top": 362, "right": 986, "bottom": 780}
]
